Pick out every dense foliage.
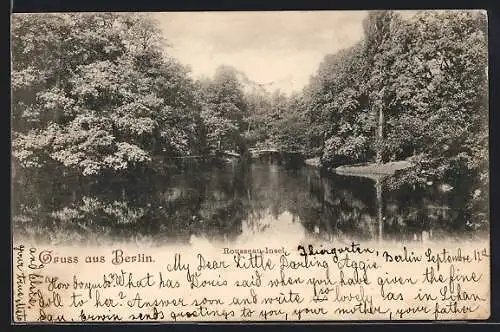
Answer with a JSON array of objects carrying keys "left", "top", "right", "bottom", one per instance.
[
  {"left": 197, "top": 65, "right": 248, "bottom": 154},
  {"left": 244, "top": 11, "right": 487, "bottom": 193},
  {"left": 12, "top": 13, "right": 203, "bottom": 177},
  {"left": 303, "top": 11, "right": 488, "bottom": 179},
  {"left": 241, "top": 10, "right": 488, "bottom": 228}
]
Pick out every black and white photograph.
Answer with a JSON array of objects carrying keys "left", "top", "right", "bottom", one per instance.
[
  {"left": 10, "top": 10, "right": 491, "bottom": 322},
  {"left": 11, "top": 10, "right": 489, "bottom": 245}
]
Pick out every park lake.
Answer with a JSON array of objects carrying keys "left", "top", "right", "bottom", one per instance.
[{"left": 11, "top": 159, "right": 487, "bottom": 245}]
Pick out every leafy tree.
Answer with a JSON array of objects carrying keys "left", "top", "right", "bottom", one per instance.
[
  {"left": 12, "top": 13, "right": 201, "bottom": 177},
  {"left": 304, "top": 42, "right": 373, "bottom": 166},
  {"left": 266, "top": 92, "right": 309, "bottom": 152},
  {"left": 198, "top": 65, "right": 248, "bottom": 154},
  {"left": 243, "top": 89, "right": 273, "bottom": 147},
  {"left": 385, "top": 11, "right": 488, "bottom": 189},
  {"left": 362, "top": 10, "right": 404, "bottom": 163}
]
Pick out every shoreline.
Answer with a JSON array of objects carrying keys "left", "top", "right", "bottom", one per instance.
[{"left": 304, "top": 158, "right": 412, "bottom": 180}]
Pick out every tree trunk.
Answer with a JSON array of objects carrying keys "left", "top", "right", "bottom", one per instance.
[
  {"left": 376, "top": 106, "right": 384, "bottom": 164},
  {"left": 375, "top": 178, "right": 383, "bottom": 241}
]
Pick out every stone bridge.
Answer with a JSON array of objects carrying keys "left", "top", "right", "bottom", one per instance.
[{"left": 247, "top": 148, "right": 305, "bottom": 165}]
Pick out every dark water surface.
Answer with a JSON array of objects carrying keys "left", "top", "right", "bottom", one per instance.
[{"left": 12, "top": 161, "right": 487, "bottom": 244}]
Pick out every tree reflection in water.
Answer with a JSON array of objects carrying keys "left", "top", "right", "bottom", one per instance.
[{"left": 12, "top": 161, "right": 485, "bottom": 245}]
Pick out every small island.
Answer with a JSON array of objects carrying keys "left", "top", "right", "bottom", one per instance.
[{"left": 334, "top": 160, "right": 413, "bottom": 180}]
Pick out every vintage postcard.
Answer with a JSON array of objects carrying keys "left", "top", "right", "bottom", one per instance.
[{"left": 11, "top": 10, "right": 490, "bottom": 323}]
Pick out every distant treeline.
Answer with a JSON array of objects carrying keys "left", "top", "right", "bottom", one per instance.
[{"left": 12, "top": 11, "right": 488, "bottom": 193}]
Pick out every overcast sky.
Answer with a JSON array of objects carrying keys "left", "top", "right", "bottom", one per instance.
[{"left": 154, "top": 11, "right": 368, "bottom": 94}]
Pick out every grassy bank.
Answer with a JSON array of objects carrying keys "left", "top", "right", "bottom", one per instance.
[
  {"left": 335, "top": 160, "right": 412, "bottom": 176},
  {"left": 304, "top": 157, "right": 412, "bottom": 181}
]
